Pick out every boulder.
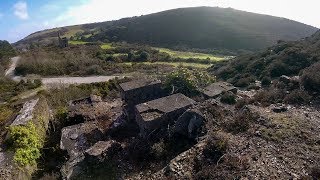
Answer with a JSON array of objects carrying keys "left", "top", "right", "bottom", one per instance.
[
  {"left": 271, "top": 104, "right": 288, "bottom": 113},
  {"left": 84, "top": 140, "right": 122, "bottom": 162},
  {"left": 60, "top": 121, "right": 104, "bottom": 159},
  {"left": 174, "top": 109, "right": 205, "bottom": 139}
]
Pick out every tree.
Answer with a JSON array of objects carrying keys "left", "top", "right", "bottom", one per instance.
[{"left": 139, "top": 51, "right": 149, "bottom": 61}]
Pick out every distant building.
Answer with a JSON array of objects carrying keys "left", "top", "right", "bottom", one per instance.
[{"left": 58, "top": 32, "right": 68, "bottom": 48}]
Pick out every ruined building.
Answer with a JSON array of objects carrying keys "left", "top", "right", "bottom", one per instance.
[{"left": 58, "top": 32, "right": 68, "bottom": 48}]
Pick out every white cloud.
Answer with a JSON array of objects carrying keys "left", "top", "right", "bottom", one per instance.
[{"left": 14, "top": 1, "right": 29, "bottom": 20}]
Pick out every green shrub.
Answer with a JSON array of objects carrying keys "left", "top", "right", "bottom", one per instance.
[
  {"left": 164, "top": 68, "right": 214, "bottom": 96},
  {"left": 301, "top": 62, "right": 320, "bottom": 93},
  {"left": 164, "top": 68, "right": 198, "bottom": 95},
  {"left": 7, "top": 122, "right": 43, "bottom": 166}
]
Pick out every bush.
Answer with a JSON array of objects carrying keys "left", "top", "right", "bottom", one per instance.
[
  {"left": 0, "top": 105, "right": 14, "bottom": 124},
  {"left": 220, "top": 91, "right": 236, "bottom": 104},
  {"left": 225, "top": 107, "right": 258, "bottom": 133},
  {"left": 7, "top": 122, "right": 43, "bottom": 166},
  {"left": 164, "top": 68, "right": 214, "bottom": 96},
  {"left": 234, "top": 77, "right": 254, "bottom": 87},
  {"left": 261, "top": 76, "right": 271, "bottom": 86},
  {"left": 203, "top": 132, "right": 228, "bottom": 163},
  {"left": 301, "top": 62, "right": 320, "bottom": 93},
  {"left": 284, "top": 89, "right": 311, "bottom": 105},
  {"left": 254, "top": 89, "right": 286, "bottom": 106}
]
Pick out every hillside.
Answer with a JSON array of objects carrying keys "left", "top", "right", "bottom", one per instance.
[
  {"left": 212, "top": 30, "right": 320, "bottom": 89},
  {"left": 0, "top": 40, "right": 16, "bottom": 75},
  {"left": 15, "top": 7, "right": 317, "bottom": 53}
]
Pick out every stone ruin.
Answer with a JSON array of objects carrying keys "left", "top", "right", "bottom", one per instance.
[
  {"left": 58, "top": 32, "right": 68, "bottom": 48},
  {"left": 59, "top": 78, "right": 237, "bottom": 179},
  {"left": 119, "top": 78, "right": 164, "bottom": 120},
  {"left": 135, "top": 93, "right": 195, "bottom": 137}
]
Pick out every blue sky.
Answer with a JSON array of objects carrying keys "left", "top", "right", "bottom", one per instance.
[{"left": 1, "top": 0, "right": 320, "bottom": 43}]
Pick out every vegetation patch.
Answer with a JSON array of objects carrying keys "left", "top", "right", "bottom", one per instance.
[
  {"left": 164, "top": 67, "right": 215, "bottom": 96},
  {"left": 69, "top": 40, "right": 89, "bottom": 45},
  {"left": 7, "top": 122, "right": 44, "bottom": 167},
  {"left": 0, "top": 105, "right": 14, "bottom": 124},
  {"left": 155, "top": 47, "right": 227, "bottom": 60},
  {"left": 220, "top": 91, "right": 237, "bottom": 104},
  {"left": 100, "top": 43, "right": 113, "bottom": 49}
]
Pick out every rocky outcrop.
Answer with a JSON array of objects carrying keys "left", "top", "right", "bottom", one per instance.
[
  {"left": 10, "top": 98, "right": 39, "bottom": 126},
  {"left": 68, "top": 95, "right": 122, "bottom": 124}
]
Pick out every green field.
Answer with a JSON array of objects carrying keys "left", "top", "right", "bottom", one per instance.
[
  {"left": 122, "top": 62, "right": 212, "bottom": 69},
  {"left": 155, "top": 47, "right": 227, "bottom": 61},
  {"left": 100, "top": 43, "right": 113, "bottom": 49},
  {"left": 69, "top": 40, "right": 89, "bottom": 45}
]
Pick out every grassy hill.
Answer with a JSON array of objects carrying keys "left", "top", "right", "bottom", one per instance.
[
  {"left": 212, "top": 30, "right": 320, "bottom": 90},
  {"left": 15, "top": 7, "right": 317, "bottom": 53}
]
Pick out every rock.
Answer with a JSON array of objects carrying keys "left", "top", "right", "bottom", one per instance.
[
  {"left": 60, "top": 121, "right": 106, "bottom": 180},
  {"left": 271, "top": 104, "right": 288, "bottom": 113},
  {"left": 279, "top": 75, "right": 292, "bottom": 84},
  {"left": 201, "top": 82, "right": 237, "bottom": 99},
  {"left": 68, "top": 95, "right": 122, "bottom": 124},
  {"left": 90, "top": 94, "right": 102, "bottom": 103},
  {"left": 60, "top": 121, "right": 104, "bottom": 159},
  {"left": 11, "top": 98, "right": 39, "bottom": 126},
  {"left": 278, "top": 75, "right": 300, "bottom": 90},
  {"left": 84, "top": 140, "right": 122, "bottom": 162},
  {"left": 174, "top": 109, "right": 205, "bottom": 139}
]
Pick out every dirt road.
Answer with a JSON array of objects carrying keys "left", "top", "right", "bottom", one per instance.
[{"left": 6, "top": 56, "right": 121, "bottom": 88}]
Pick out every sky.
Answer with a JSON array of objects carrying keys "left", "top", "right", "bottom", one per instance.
[{"left": 0, "top": 0, "right": 319, "bottom": 43}]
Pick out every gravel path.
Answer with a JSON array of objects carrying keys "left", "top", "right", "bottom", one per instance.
[
  {"left": 6, "top": 56, "right": 121, "bottom": 88},
  {"left": 42, "top": 76, "right": 120, "bottom": 88}
]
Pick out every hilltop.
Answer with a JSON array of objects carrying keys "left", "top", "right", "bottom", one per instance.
[{"left": 15, "top": 7, "right": 317, "bottom": 53}]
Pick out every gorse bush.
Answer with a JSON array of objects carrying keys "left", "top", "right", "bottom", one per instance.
[
  {"left": 7, "top": 122, "right": 43, "bottom": 166},
  {"left": 164, "top": 68, "right": 215, "bottom": 96},
  {"left": 301, "top": 62, "right": 320, "bottom": 93}
]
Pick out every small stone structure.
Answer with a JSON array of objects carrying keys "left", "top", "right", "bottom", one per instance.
[
  {"left": 119, "top": 78, "right": 164, "bottom": 120},
  {"left": 201, "top": 82, "right": 237, "bottom": 98},
  {"left": 58, "top": 32, "right": 68, "bottom": 48},
  {"left": 119, "top": 78, "right": 163, "bottom": 105},
  {"left": 135, "top": 93, "right": 195, "bottom": 137}
]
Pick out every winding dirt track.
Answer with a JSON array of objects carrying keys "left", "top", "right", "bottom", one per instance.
[{"left": 6, "top": 57, "right": 121, "bottom": 88}]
